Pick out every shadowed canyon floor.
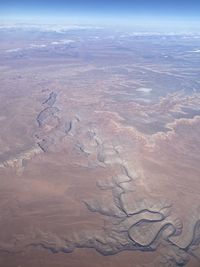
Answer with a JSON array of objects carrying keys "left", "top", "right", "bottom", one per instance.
[{"left": 0, "top": 25, "right": 200, "bottom": 266}]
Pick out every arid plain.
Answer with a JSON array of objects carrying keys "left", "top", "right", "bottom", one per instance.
[{"left": 0, "top": 25, "right": 200, "bottom": 266}]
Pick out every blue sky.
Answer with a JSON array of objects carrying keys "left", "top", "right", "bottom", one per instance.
[{"left": 1, "top": 0, "right": 200, "bottom": 28}]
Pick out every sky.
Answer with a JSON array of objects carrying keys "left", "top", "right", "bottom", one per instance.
[{"left": 0, "top": 0, "right": 200, "bottom": 29}]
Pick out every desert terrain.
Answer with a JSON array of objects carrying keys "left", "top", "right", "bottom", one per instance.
[{"left": 0, "top": 25, "right": 200, "bottom": 266}]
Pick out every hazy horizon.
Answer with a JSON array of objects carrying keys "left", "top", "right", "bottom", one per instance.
[{"left": 1, "top": 0, "right": 200, "bottom": 31}]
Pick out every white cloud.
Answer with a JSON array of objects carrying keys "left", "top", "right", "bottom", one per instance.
[
  {"left": 30, "top": 44, "right": 47, "bottom": 48},
  {"left": 5, "top": 48, "right": 21, "bottom": 53},
  {"left": 189, "top": 49, "right": 200, "bottom": 53},
  {"left": 51, "top": 40, "right": 75, "bottom": 45},
  {"left": 136, "top": 87, "right": 152, "bottom": 93}
]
